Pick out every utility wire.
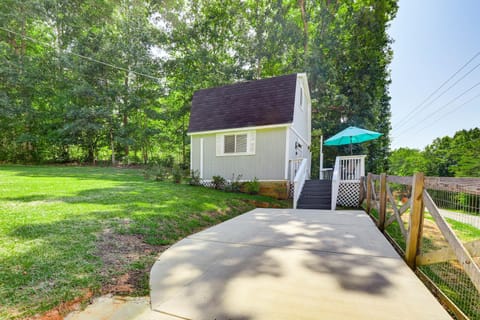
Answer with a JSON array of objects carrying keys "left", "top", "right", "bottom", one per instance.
[
  {"left": 0, "top": 26, "right": 162, "bottom": 82},
  {"left": 394, "top": 79, "right": 480, "bottom": 138},
  {"left": 401, "top": 92, "right": 480, "bottom": 136},
  {"left": 393, "top": 50, "right": 480, "bottom": 130},
  {"left": 395, "top": 60, "right": 480, "bottom": 132}
]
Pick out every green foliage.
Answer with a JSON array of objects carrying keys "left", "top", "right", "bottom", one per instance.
[
  {"left": 225, "top": 174, "right": 243, "bottom": 193},
  {"left": 189, "top": 170, "right": 201, "bottom": 186},
  {"left": 389, "top": 128, "right": 480, "bottom": 177},
  {"left": 144, "top": 163, "right": 168, "bottom": 181},
  {"left": 212, "top": 175, "right": 226, "bottom": 190},
  {"left": 245, "top": 177, "right": 260, "bottom": 195},
  {"left": 388, "top": 148, "right": 427, "bottom": 176},
  {"left": 171, "top": 165, "right": 182, "bottom": 184},
  {"left": 0, "top": 0, "right": 397, "bottom": 170}
]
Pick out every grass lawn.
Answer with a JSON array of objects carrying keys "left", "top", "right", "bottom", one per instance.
[
  {"left": 0, "top": 165, "right": 288, "bottom": 319},
  {"left": 365, "top": 205, "right": 480, "bottom": 319}
]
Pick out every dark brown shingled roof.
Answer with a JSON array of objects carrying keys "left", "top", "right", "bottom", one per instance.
[{"left": 188, "top": 74, "right": 297, "bottom": 133}]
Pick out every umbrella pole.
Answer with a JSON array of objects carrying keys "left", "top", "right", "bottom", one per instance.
[{"left": 350, "top": 137, "right": 353, "bottom": 155}]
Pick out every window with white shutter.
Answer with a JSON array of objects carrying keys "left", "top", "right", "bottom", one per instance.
[{"left": 216, "top": 131, "right": 255, "bottom": 156}]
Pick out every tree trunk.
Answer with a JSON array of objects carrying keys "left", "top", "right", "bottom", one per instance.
[
  {"left": 110, "top": 128, "right": 115, "bottom": 166},
  {"left": 298, "top": 0, "right": 308, "bottom": 55},
  {"left": 124, "top": 73, "right": 129, "bottom": 156}
]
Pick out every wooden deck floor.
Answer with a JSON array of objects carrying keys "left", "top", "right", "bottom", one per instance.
[{"left": 150, "top": 209, "right": 452, "bottom": 320}]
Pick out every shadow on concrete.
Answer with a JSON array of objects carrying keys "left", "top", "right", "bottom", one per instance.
[{"left": 149, "top": 209, "right": 403, "bottom": 319}]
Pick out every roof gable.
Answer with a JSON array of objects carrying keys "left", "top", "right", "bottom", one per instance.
[{"left": 188, "top": 74, "right": 297, "bottom": 133}]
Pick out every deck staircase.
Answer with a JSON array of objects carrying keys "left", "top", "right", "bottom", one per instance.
[{"left": 296, "top": 180, "right": 332, "bottom": 209}]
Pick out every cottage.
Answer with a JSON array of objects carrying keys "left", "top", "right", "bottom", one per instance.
[{"left": 188, "top": 73, "right": 311, "bottom": 199}]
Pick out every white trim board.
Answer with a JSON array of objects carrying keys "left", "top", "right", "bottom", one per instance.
[
  {"left": 284, "top": 128, "right": 290, "bottom": 180},
  {"left": 188, "top": 123, "right": 291, "bottom": 136},
  {"left": 289, "top": 126, "right": 310, "bottom": 147}
]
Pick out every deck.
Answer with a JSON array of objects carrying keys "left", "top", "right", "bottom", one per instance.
[{"left": 150, "top": 209, "right": 451, "bottom": 319}]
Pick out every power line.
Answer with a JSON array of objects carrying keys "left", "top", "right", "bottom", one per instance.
[
  {"left": 0, "top": 26, "right": 162, "bottom": 82},
  {"left": 395, "top": 60, "right": 480, "bottom": 131},
  {"left": 393, "top": 50, "right": 480, "bottom": 130},
  {"left": 394, "top": 79, "right": 480, "bottom": 138},
  {"left": 401, "top": 92, "right": 480, "bottom": 136}
]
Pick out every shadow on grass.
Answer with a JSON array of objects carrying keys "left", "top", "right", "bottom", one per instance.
[{"left": 1, "top": 164, "right": 145, "bottom": 183}]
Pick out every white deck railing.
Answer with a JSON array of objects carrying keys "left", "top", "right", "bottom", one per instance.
[
  {"left": 331, "top": 157, "right": 341, "bottom": 211},
  {"left": 331, "top": 155, "right": 366, "bottom": 210},
  {"left": 338, "top": 155, "right": 366, "bottom": 182},
  {"left": 320, "top": 168, "right": 333, "bottom": 180},
  {"left": 293, "top": 158, "right": 308, "bottom": 209}
]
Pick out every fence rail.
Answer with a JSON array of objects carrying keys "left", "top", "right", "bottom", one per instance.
[{"left": 361, "top": 173, "right": 480, "bottom": 320}]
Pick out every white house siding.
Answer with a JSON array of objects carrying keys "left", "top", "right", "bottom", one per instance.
[
  {"left": 286, "top": 74, "right": 312, "bottom": 180},
  {"left": 287, "top": 128, "right": 311, "bottom": 180},
  {"left": 191, "top": 127, "right": 286, "bottom": 181},
  {"left": 292, "top": 75, "right": 311, "bottom": 145}
]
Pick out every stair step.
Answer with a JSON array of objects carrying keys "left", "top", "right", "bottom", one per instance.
[
  {"left": 301, "top": 188, "right": 331, "bottom": 193},
  {"left": 297, "top": 179, "right": 333, "bottom": 210},
  {"left": 297, "top": 204, "right": 331, "bottom": 209},
  {"left": 300, "top": 192, "right": 331, "bottom": 196},
  {"left": 299, "top": 197, "right": 331, "bottom": 202},
  {"left": 302, "top": 186, "right": 331, "bottom": 190}
]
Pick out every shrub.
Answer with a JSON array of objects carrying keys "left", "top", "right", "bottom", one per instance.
[
  {"left": 245, "top": 177, "right": 260, "bottom": 195},
  {"left": 225, "top": 174, "right": 243, "bottom": 193},
  {"left": 144, "top": 163, "right": 168, "bottom": 181},
  {"left": 189, "top": 170, "right": 201, "bottom": 186},
  {"left": 212, "top": 175, "right": 226, "bottom": 190},
  {"left": 172, "top": 165, "right": 182, "bottom": 184}
]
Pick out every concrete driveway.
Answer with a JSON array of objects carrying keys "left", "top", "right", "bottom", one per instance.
[{"left": 150, "top": 209, "right": 451, "bottom": 320}]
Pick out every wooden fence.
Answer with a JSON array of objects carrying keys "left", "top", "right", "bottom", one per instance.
[{"left": 361, "top": 173, "right": 480, "bottom": 319}]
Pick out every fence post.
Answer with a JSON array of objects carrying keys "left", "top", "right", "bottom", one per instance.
[
  {"left": 405, "top": 172, "right": 425, "bottom": 269},
  {"left": 359, "top": 176, "right": 365, "bottom": 206},
  {"left": 366, "top": 173, "right": 372, "bottom": 214},
  {"left": 378, "top": 173, "right": 387, "bottom": 231}
]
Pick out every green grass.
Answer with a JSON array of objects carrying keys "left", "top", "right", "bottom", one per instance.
[
  {"left": 0, "top": 165, "right": 287, "bottom": 319},
  {"left": 364, "top": 206, "right": 480, "bottom": 319}
]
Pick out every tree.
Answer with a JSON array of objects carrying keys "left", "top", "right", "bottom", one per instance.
[{"left": 388, "top": 148, "right": 427, "bottom": 176}]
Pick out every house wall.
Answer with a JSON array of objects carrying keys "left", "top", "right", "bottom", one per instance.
[
  {"left": 191, "top": 127, "right": 287, "bottom": 181},
  {"left": 286, "top": 74, "right": 312, "bottom": 180}
]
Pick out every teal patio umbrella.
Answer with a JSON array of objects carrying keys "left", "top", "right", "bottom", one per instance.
[{"left": 324, "top": 126, "right": 382, "bottom": 154}]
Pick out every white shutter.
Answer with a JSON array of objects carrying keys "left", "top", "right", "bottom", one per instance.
[
  {"left": 236, "top": 134, "right": 247, "bottom": 153},
  {"left": 216, "top": 134, "right": 223, "bottom": 156},
  {"left": 248, "top": 131, "right": 256, "bottom": 155}
]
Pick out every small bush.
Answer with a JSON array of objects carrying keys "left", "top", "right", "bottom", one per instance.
[
  {"left": 225, "top": 174, "right": 243, "bottom": 193},
  {"left": 172, "top": 165, "right": 182, "bottom": 184},
  {"left": 245, "top": 177, "right": 260, "bottom": 195},
  {"left": 189, "top": 170, "right": 201, "bottom": 186},
  {"left": 144, "top": 163, "right": 168, "bottom": 181},
  {"left": 212, "top": 175, "right": 226, "bottom": 190}
]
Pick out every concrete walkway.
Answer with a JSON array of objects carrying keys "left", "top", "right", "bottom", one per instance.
[{"left": 150, "top": 209, "right": 451, "bottom": 320}]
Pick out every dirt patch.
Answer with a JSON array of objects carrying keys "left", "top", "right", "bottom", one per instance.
[
  {"left": 243, "top": 199, "right": 284, "bottom": 208},
  {"left": 26, "top": 291, "right": 93, "bottom": 320},
  {"left": 95, "top": 228, "right": 168, "bottom": 295}
]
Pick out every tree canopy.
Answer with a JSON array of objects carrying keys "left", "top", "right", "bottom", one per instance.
[
  {"left": 0, "top": 0, "right": 398, "bottom": 173},
  {"left": 389, "top": 128, "right": 480, "bottom": 177}
]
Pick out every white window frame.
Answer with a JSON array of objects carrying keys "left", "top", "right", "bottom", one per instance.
[{"left": 216, "top": 130, "right": 256, "bottom": 156}]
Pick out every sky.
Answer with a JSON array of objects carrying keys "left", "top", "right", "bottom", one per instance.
[{"left": 388, "top": 0, "right": 480, "bottom": 150}]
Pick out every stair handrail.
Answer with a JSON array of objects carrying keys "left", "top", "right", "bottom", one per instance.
[
  {"left": 293, "top": 158, "right": 308, "bottom": 209},
  {"left": 331, "top": 156, "right": 341, "bottom": 211}
]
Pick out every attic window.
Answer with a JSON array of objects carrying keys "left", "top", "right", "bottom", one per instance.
[{"left": 216, "top": 131, "right": 256, "bottom": 156}]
